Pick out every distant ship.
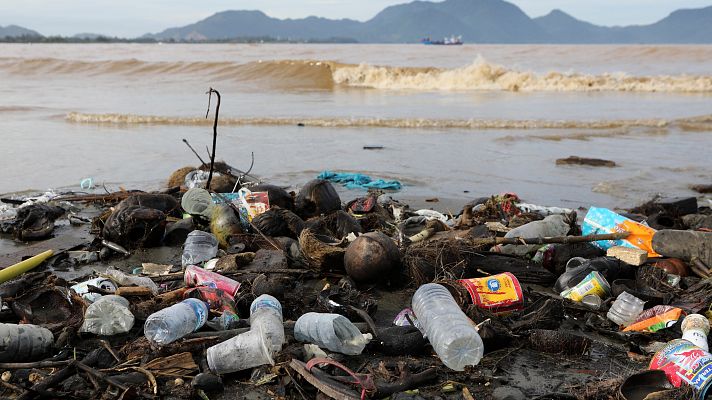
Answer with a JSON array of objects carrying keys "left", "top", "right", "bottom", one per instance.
[{"left": 421, "top": 35, "right": 463, "bottom": 45}]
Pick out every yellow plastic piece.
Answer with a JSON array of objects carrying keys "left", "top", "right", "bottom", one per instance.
[{"left": 0, "top": 250, "right": 54, "bottom": 284}]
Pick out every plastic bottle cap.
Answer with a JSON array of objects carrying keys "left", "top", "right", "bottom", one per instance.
[{"left": 682, "top": 314, "right": 711, "bottom": 335}]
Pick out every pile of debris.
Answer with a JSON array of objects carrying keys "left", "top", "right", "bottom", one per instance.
[{"left": 1, "top": 167, "right": 711, "bottom": 400}]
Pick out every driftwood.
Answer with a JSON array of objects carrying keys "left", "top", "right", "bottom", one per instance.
[
  {"left": 494, "top": 232, "right": 629, "bottom": 246},
  {"left": 0, "top": 360, "right": 72, "bottom": 369},
  {"left": 149, "top": 268, "right": 312, "bottom": 283},
  {"left": 289, "top": 359, "right": 361, "bottom": 400},
  {"left": 186, "top": 321, "right": 370, "bottom": 340}
]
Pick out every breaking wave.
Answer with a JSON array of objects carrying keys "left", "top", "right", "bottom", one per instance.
[
  {"left": 65, "top": 111, "right": 704, "bottom": 131},
  {"left": 2, "top": 56, "right": 712, "bottom": 93}
]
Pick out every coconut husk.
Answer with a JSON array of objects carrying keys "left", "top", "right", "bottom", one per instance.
[
  {"left": 298, "top": 228, "right": 345, "bottom": 272},
  {"left": 102, "top": 204, "right": 166, "bottom": 248},
  {"left": 11, "top": 286, "right": 86, "bottom": 334},
  {"left": 252, "top": 207, "right": 304, "bottom": 238},
  {"left": 527, "top": 329, "right": 591, "bottom": 355},
  {"left": 167, "top": 166, "right": 195, "bottom": 188},
  {"left": 306, "top": 210, "right": 362, "bottom": 239},
  {"left": 404, "top": 236, "right": 488, "bottom": 285}
]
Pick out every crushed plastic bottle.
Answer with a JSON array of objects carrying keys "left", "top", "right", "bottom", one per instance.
[
  {"left": 0, "top": 323, "right": 54, "bottom": 362},
  {"left": 294, "top": 312, "right": 369, "bottom": 355},
  {"left": 607, "top": 291, "right": 645, "bottom": 327},
  {"left": 412, "top": 283, "right": 484, "bottom": 371},
  {"left": 80, "top": 295, "right": 134, "bottom": 336},
  {"left": 144, "top": 298, "right": 208, "bottom": 345},
  {"left": 499, "top": 214, "right": 571, "bottom": 256},
  {"left": 182, "top": 230, "right": 219, "bottom": 267}
]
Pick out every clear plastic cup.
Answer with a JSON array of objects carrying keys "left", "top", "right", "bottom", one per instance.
[{"left": 206, "top": 326, "right": 274, "bottom": 374}]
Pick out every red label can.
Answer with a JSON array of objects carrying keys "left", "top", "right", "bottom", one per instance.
[{"left": 458, "top": 272, "right": 524, "bottom": 315}]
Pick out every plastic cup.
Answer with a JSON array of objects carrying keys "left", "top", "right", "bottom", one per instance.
[{"left": 206, "top": 327, "right": 274, "bottom": 374}]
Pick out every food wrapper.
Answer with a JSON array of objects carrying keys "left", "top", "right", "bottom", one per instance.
[
  {"left": 623, "top": 305, "right": 684, "bottom": 332},
  {"left": 582, "top": 207, "right": 660, "bottom": 257}
]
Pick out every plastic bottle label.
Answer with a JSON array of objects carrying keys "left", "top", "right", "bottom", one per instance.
[
  {"left": 250, "top": 297, "right": 282, "bottom": 315},
  {"left": 184, "top": 299, "right": 208, "bottom": 331},
  {"left": 650, "top": 340, "right": 712, "bottom": 393},
  {"left": 459, "top": 272, "right": 523, "bottom": 315}
]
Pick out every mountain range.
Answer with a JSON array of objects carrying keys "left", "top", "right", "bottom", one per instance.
[
  {"left": 145, "top": 0, "right": 712, "bottom": 43},
  {"left": 4, "top": 0, "right": 712, "bottom": 43}
]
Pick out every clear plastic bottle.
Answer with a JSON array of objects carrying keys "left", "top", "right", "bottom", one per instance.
[
  {"left": 182, "top": 230, "right": 219, "bottom": 267},
  {"left": 412, "top": 283, "right": 484, "bottom": 371},
  {"left": 294, "top": 313, "right": 368, "bottom": 355},
  {"left": 250, "top": 295, "right": 285, "bottom": 352},
  {"left": 144, "top": 298, "right": 208, "bottom": 345},
  {"left": 0, "top": 323, "right": 54, "bottom": 362},
  {"left": 81, "top": 295, "right": 134, "bottom": 336},
  {"left": 607, "top": 291, "right": 645, "bottom": 327}
]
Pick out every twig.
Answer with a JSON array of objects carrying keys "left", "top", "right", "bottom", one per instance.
[
  {"left": 234, "top": 152, "right": 256, "bottom": 191},
  {"left": 75, "top": 361, "right": 154, "bottom": 399},
  {"left": 205, "top": 88, "right": 221, "bottom": 190},
  {"left": 182, "top": 138, "right": 208, "bottom": 167},
  {"left": 100, "top": 340, "right": 121, "bottom": 363},
  {"left": 0, "top": 360, "right": 72, "bottom": 369}
]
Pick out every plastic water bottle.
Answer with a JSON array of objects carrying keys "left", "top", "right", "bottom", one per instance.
[
  {"left": 182, "top": 230, "right": 219, "bottom": 267},
  {"left": 294, "top": 313, "right": 369, "bottom": 355},
  {"left": 81, "top": 295, "right": 134, "bottom": 336},
  {"left": 250, "top": 295, "right": 285, "bottom": 352},
  {"left": 412, "top": 283, "right": 484, "bottom": 371},
  {"left": 499, "top": 214, "right": 570, "bottom": 256},
  {"left": 681, "top": 314, "right": 710, "bottom": 351},
  {"left": 607, "top": 292, "right": 645, "bottom": 327},
  {"left": 0, "top": 323, "right": 54, "bottom": 362},
  {"left": 144, "top": 298, "right": 208, "bottom": 345}
]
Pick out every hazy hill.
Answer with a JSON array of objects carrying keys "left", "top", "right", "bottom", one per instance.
[
  {"left": 0, "top": 25, "right": 41, "bottom": 38},
  {"left": 146, "top": 10, "right": 361, "bottom": 41}
]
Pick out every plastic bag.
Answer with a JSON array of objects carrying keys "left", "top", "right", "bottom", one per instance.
[{"left": 582, "top": 207, "right": 660, "bottom": 257}]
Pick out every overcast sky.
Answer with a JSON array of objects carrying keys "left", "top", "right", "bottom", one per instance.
[{"left": 1, "top": 0, "right": 711, "bottom": 37}]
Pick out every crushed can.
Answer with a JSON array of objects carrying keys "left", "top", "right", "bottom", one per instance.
[
  {"left": 184, "top": 265, "right": 241, "bottom": 298},
  {"left": 649, "top": 339, "right": 712, "bottom": 398},
  {"left": 70, "top": 277, "right": 118, "bottom": 302},
  {"left": 458, "top": 272, "right": 524, "bottom": 315}
]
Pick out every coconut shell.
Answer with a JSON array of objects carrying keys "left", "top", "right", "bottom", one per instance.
[
  {"left": 209, "top": 204, "right": 244, "bottom": 249},
  {"left": 344, "top": 232, "right": 400, "bottom": 283},
  {"left": 252, "top": 208, "right": 304, "bottom": 238},
  {"left": 295, "top": 179, "right": 341, "bottom": 219}
]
